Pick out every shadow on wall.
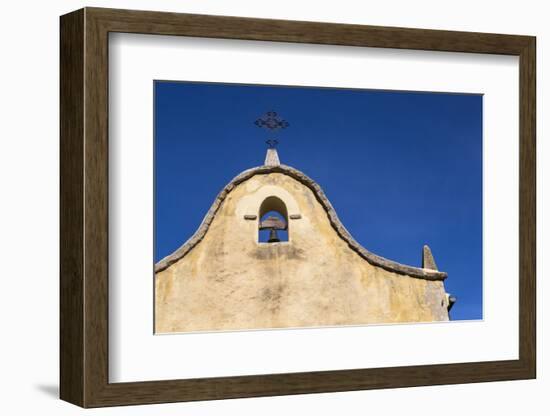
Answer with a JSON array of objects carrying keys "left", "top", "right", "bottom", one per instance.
[{"left": 34, "top": 384, "right": 58, "bottom": 399}]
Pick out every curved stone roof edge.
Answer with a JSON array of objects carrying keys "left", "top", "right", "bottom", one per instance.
[{"left": 155, "top": 164, "right": 447, "bottom": 281}]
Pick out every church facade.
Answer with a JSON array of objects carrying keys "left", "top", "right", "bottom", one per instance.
[{"left": 155, "top": 148, "right": 452, "bottom": 333}]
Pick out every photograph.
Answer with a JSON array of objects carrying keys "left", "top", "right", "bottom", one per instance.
[
  {"left": 54, "top": 5, "right": 537, "bottom": 410},
  {"left": 153, "top": 81, "right": 482, "bottom": 334}
]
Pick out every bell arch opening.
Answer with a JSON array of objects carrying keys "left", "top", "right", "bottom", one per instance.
[{"left": 258, "top": 196, "right": 289, "bottom": 243}]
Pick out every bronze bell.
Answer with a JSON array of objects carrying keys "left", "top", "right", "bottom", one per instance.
[
  {"left": 268, "top": 228, "right": 280, "bottom": 243},
  {"left": 259, "top": 215, "right": 287, "bottom": 243}
]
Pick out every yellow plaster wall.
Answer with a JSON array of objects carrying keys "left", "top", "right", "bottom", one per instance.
[{"left": 155, "top": 173, "right": 450, "bottom": 333}]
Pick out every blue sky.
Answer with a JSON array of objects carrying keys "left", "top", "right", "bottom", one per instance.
[{"left": 154, "top": 81, "right": 483, "bottom": 321}]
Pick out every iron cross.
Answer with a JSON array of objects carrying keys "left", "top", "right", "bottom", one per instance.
[{"left": 254, "top": 111, "right": 289, "bottom": 131}]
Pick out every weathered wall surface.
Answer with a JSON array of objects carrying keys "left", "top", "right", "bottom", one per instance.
[{"left": 155, "top": 172, "right": 450, "bottom": 333}]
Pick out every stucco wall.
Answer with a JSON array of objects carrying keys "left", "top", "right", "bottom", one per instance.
[{"left": 155, "top": 172, "right": 450, "bottom": 333}]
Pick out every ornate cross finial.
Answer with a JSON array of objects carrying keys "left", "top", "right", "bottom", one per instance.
[
  {"left": 255, "top": 111, "right": 289, "bottom": 133},
  {"left": 256, "top": 111, "right": 287, "bottom": 166}
]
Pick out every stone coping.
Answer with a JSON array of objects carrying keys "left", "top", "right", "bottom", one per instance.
[{"left": 155, "top": 165, "right": 448, "bottom": 281}]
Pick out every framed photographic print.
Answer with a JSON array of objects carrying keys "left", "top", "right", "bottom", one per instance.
[{"left": 60, "top": 7, "right": 536, "bottom": 408}]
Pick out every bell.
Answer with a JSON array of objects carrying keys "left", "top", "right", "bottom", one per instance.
[{"left": 267, "top": 228, "right": 280, "bottom": 243}]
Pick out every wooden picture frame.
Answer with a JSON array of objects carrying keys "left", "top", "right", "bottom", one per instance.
[{"left": 60, "top": 7, "right": 536, "bottom": 408}]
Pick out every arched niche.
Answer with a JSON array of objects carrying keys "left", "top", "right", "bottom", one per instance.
[{"left": 258, "top": 196, "right": 289, "bottom": 243}]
